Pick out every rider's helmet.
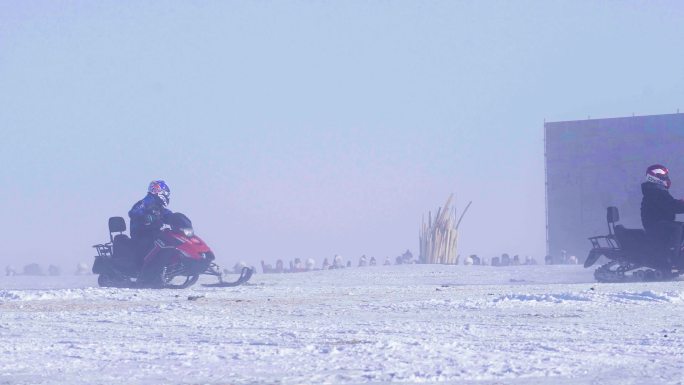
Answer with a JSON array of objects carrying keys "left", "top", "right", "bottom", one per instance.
[
  {"left": 646, "top": 164, "right": 671, "bottom": 189},
  {"left": 148, "top": 180, "right": 171, "bottom": 206}
]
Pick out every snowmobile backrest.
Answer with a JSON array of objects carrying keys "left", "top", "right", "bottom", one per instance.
[
  {"left": 606, "top": 207, "right": 619, "bottom": 235},
  {"left": 606, "top": 207, "right": 619, "bottom": 224},
  {"left": 108, "top": 217, "right": 126, "bottom": 242}
]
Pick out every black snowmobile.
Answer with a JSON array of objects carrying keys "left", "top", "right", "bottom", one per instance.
[
  {"left": 584, "top": 206, "right": 682, "bottom": 282},
  {"left": 92, "top": 213, "right": 253, "bottom": 289}
]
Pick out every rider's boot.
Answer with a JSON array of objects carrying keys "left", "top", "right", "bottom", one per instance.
[{"left": 667, "top": 247, "right": 682, "bottom": 270}]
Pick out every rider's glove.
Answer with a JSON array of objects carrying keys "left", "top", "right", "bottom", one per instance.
[{"left": 144, "top": 214, "right": 155, "bottom": 225}]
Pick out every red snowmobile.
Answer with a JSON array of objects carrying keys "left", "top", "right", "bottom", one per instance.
[{"left": 92, "top": 212, "right": 252, "bottom": 289}]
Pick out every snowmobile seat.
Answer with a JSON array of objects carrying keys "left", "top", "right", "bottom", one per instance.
[
  {"left": 613, "top": 225, "right": 661, "bottom": 264},
  {"left": 613, "top": 225, "right": 648, "bottom": 247},
  {"left": 107, "top": 217, "right": 138, "bottom": 272},
  {"left": 111, "top": 233, "right": 139, "bottom": 273},
  {"left": 112, "top": 234, "right": 133, "bottom": 257}
]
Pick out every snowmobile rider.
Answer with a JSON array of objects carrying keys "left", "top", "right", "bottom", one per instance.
[
  {"left": 640, "top": 164, "right": 684, "bottom": 264},
  {"left": 128, "top": 180, "right": 172, "bottom": 259}
]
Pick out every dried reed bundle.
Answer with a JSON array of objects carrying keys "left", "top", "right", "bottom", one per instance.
[{"left": 419, "top": 195, "right": 471, "bottom": 264}]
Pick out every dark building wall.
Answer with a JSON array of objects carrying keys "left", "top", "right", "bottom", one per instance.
[{"left": 545, "top": 113, "right": 684, "bottom": 261}]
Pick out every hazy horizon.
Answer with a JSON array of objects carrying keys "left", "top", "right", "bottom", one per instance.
[{"left": 1, "top": 1, "right": 683, "bottom": 270}]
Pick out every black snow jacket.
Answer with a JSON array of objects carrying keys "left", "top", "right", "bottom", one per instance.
[
  {"left": 128, "top": 193, "right": 172, "bottom": 239},
  {"left": 640, "top": 182, "right": 684, "bottom": 230}
]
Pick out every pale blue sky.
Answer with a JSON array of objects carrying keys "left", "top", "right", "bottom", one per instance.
[{"left": 1, "top": 1, "right": 683, "bottom": 267}]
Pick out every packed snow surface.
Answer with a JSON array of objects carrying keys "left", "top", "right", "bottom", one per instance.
[{"left": 2, "top": 265, "right": 684, "bottom": 384}]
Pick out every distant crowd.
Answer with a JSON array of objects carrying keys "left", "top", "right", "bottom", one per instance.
[
  {"left": 256, "top": 249, "right": 580, "bottom": 274},
  {"left": 5, "top": 262, "right": 90, "bottom": 276},
  {"left": 259, "top": 249, "right": 416, "bottom": 274},
  {"left": 4, "top": 250, "right": 580, "bottom": 277}
]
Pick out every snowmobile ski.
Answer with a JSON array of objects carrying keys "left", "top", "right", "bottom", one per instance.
[{"left": 202, "top": 266, "right": 254, "bottom": 287}]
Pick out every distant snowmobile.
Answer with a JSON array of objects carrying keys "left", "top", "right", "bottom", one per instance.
[
  {"left": 92, "top": 212, "right": 252, "bottom": 289},
  {"left": 584, "top": 206, "right": 682, "bottom": 282}
]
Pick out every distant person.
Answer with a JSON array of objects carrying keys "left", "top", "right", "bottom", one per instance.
[
  {"left": 128, "top": 180, "right": 172, "bottom": 261},
  {"left": 501, "top": 253, "right": 511, "bottom": 266},
  {"left": 512, "top": 255, "right": 520, "bottom": 265},
  {"left": 233, "top": 261, "right": 247, "bottom": 274},
  {"left": 48, "top": 265, "right": 61, "bottom": 276},
  {"left": 369, "top": 256, "right": 377, "bottom": 266},
  {"left": 332, "top": 255, "right": 344, "bottom": 269},
  {"left": 261, "top": 260, "right": 274, "bottom": 274},
  {"left": 358, "top": 255, "right": 367, "bottom": 267},
  {"left": 23, "top": 263, "right": 43, "bottom": 276},
  {"left": 491, "top": 256, "right": 500, "bottom": 266},
  {"left": 641, "top": 164, "right": 684, "bottom": 265},
  {"left": 75, "top": 262, "right": 89, "bottom": 275},
  {"left": 294, "top": 258, "right": 304, "bottom": 272},
  {"left": 5, "top": 265, "right": 17, "bottom": 276},
  {"left": 322, "top": 258, "right": 330, "bottom": 270},
  {"left": 401, "top": 249, "right": 414, "bottom": 264},
  {"left": 305, "top": 258, "right": 315, "bottom": 271}
]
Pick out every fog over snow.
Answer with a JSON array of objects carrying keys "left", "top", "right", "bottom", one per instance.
[{"left": 1, "top": 2, "right": 683, "bottom": 269}]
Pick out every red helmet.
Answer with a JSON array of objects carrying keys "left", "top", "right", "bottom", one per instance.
[
  {"left": 646, "top": 164, "right": 671, "bottom": 189},
  {"left": 148, "top": 180, "right": 171, "bottom": 206}
]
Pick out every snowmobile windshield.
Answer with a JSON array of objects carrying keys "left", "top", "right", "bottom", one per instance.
[{"left": 167, "top": 212, "right": 193, "bottom": 232}]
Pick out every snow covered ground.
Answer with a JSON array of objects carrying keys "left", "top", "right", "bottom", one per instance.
[{"left": 2, "top": 264, "right": 684, "bottom": 385}]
